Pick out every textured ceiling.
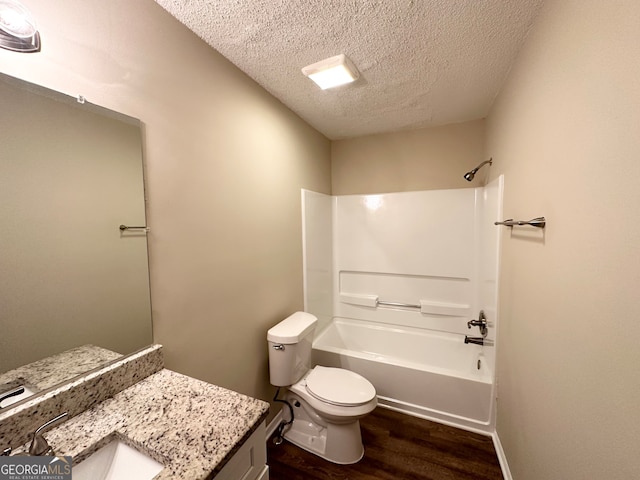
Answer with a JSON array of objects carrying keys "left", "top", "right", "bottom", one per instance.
[{"left": 154, "top": 0, "right": 544, "bottom": 140}]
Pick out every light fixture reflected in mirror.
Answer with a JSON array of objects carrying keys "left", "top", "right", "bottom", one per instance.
[{"left": 0, "top": 0, "right": 40, "bottom": 53}]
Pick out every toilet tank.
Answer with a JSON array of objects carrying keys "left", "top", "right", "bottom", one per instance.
[{"left": 267, "top": 312, "right": 317, "bottom": 387}]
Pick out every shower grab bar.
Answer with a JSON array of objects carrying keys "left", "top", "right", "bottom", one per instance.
[
  {"left": 494, "top": 217, "right": 545, "bottom": 228},
  {"left": 339, "top": 293, "right": 470, "bottom": 316},
  {"left": 119, "top": 224, "right": 149, "bottom": 232},
  {"left": 377, "top": 300, "right": 421, "bottom": 309}
]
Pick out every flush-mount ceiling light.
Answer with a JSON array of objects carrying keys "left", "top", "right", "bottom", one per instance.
[
  {"left": 302, "top": 54, "right": 359, "bottom": 90},
  {"left": 0, "top": 0, "right": 40, "bottom": 53}
]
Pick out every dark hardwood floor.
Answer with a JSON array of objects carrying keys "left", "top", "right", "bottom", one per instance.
[{"left": 267, "top": 407, "right": 503, "bottom": 480}]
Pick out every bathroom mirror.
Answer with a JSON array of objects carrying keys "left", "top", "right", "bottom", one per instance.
[{"left": 0, "top": 72, "right": 152, "bottom": 410}]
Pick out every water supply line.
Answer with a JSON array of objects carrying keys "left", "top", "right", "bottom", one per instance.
[{"left": 272, "top": 387, "right": 294, "bottom": 446}]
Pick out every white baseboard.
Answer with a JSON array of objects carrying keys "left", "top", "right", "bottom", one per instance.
[
  {"left": 492, "top": 431, "right": 513, "bottom": 480},
  {"left": 256, "top": 465, "right": 269, "bottom": 480}
]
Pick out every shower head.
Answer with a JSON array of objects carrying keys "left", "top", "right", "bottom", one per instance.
[{"left": 463, "top": 158, "right": 493, "bottom": 182}]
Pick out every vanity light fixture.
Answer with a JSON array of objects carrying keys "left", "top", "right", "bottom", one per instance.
[
  {"left": 0, "top": 0, "right": 40, "bottom": 53},
  {"left": 302, "top": 54, "right": 359, "bottom": 90}
]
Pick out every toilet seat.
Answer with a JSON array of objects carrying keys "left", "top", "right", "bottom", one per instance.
[{"left": 305, "top": 366, "right": 376, "bottom": 406}]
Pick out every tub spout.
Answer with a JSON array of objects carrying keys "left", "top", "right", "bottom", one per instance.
[{"left": 464, "top": 336, "right": 494, "bottom": 347}]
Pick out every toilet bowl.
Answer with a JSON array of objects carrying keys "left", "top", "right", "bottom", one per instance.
[
  {"left": 268, "top": 312, "right": 377, "bottom": 464},
  {"left": 282, "top": 367, "right": 377, "bottom": 464}
]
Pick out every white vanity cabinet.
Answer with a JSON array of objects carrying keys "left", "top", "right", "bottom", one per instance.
[{"left": 214, "top": 421, "right": 268, "bottom": 480}]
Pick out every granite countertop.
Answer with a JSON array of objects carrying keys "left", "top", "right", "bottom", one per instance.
[
  {"left": 0, "top": 345, "right": 122, "bottom": 395},
  {"left": 36, "top": 369, "right": 269, "bottom": 479}
]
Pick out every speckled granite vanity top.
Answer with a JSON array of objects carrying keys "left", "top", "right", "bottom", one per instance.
[
  {"left": 0, "top": 345, "right": 121, "bottom": 394},
  {"left": 41, "top": 369, "right": 269, "bottom": 479},
  {"left": 1, "top": 345, "right": 269, "bottom": 479}
]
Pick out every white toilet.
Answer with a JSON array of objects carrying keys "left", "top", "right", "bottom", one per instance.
[{"left": 267, "top": 311, "right": 377, "bottom": 464}]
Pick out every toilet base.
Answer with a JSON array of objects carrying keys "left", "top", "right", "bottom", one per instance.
[
  {"left": 283, "top": 419, "right": 364, "bottom": 465},
  {"left": 282, "top": 392, "right": 365, "bottom": 464}
]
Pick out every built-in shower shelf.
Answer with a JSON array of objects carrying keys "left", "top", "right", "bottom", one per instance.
[{"left": 339, "top": 293, "right": 470, "bottom": 317}]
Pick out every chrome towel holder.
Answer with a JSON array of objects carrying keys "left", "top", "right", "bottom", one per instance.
[
  {"left": 119, "top": 224, "right": 149, "bottom": 232},
  {"left": 494, "top": 217, "right": 546, "bottom": 228}
]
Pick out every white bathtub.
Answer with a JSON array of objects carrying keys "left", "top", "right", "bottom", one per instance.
[{"left": 312, "top": 317, "right": 494, "bottom": 433}]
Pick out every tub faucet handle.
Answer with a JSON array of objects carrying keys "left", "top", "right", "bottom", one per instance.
[{"left": 467, "top": 310, "right": 488, "bottom": 337}]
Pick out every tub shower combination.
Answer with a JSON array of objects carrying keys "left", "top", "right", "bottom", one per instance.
[
  {"left": 302, "top": 177, "right": 503, "bottom": 434},
  {"left": 312, "top": 317, "right": 493, "bottom": 432}
]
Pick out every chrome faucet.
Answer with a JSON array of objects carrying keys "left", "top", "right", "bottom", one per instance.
[
  {"left": 467, "top": 310, "right": 488, "bottom": 338},
  {"left": 29, "top": 412, "right": 68, "bottom": 456}
]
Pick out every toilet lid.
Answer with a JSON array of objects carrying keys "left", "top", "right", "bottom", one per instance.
[{"left": 305, "top": 366, "right": 376, "bottom": 406}]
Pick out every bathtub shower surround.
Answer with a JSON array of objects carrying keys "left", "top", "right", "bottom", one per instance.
[
  {"left": 302, "top": 177, "right": 503, "bottom": 433},
  {"left": 301, "top": 189, "right": 334, "bottom": 334},
  {"left": 334, "top": 188, "right": 477, "bottom": 334},
  {"left": 313, "top": 317, "right": 493, "bottom": 433}
]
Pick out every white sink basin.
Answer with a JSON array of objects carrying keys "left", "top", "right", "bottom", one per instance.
[
  {"left": 0, "top": 385, "right": 36, "bottom": 408},
  {"left": 73, "top": 440, "right": 164, "bottom": 480}
]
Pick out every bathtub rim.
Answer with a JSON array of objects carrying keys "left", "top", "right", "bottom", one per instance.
[{"left": 313, "top": 316, "right": 494, "bottom": 385}]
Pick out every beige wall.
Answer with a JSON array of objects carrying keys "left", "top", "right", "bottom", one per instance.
[
  {"left": 0, "top": 0, "right": 330, "bottom": 407},
  {"left": 486, "top": 0, "right": 640, "bottom": 478},
  {"left": 331, "top": 119, "right": 486, "bottom": 194},
  {"left": 4, "top": 2, "right": 639, "bottom": 476}
]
